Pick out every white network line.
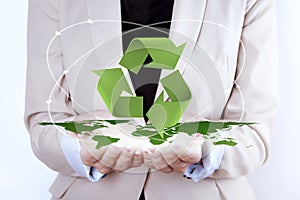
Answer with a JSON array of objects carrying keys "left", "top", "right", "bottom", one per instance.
[{"left": 45, "top": 19, "right": 246, "bottom": 136}]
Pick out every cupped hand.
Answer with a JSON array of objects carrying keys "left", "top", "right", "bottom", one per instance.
[
  {"left": 143, "top": 133, "right": 203, "bottom": 173},
  {"left": 80, "top": 142, "right": 143, "bottom": 174},
  {"left": 68, "top": 111, "right": 143, "bottom": 174}
]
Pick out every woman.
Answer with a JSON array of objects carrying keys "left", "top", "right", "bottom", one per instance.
[{"left": 24, "top": 0, "right": 278, "bottom": 199}]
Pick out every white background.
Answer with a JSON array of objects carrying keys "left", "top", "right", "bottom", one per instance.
[{"left": 0, "top": 0, "right": 299, "bottom": 199}]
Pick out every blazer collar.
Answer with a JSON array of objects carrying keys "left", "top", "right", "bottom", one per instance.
[{"left": 86, "top": 0, "right": 207, "bottom": 72}]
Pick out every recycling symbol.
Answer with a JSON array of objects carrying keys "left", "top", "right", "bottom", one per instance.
[{"left": 93, "top": 38, "right": 192, "bottom": 135}]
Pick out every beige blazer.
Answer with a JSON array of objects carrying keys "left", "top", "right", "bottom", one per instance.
[{"left": 24, "top": 0, "right": 279, "bottom": 199}]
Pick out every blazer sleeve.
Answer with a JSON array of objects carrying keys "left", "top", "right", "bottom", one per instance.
[
  {"left": 24, "top": 0, "right": 77, "bottom": 175},
  {"left": 210, "top": 0, "right": 279, "bottom": 178}
]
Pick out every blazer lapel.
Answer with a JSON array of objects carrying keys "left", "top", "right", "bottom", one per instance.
[
  {"left": 85, "top": 0, "right": 123, "bottom": 66},
  {"left": 169, "top": 0, "right": 208, "bottom": 73},
  {"left": 85, "top": 0, "right": 207, "bottom": 65},
  {"left": 85, "top": 0, "right": 208, "bottom": 99},
  {"left": 170, "top": 0, "right": 207, "bottom": 41},
  {"left": 159, "top": 0, "right": 208, "bottom": 99}
]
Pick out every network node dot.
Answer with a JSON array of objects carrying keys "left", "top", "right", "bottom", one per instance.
[
  {"left": 87, "top": 19, "right": 94, "bottom": 24},
  {"left": 55, "top": 31, "right": 61, "bottom": 36}
]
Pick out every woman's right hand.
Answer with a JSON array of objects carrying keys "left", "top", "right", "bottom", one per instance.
[
  {"left": 71, "top": 111, "right": 143, "bottom": 174},
  {"left": 79, "top": 142, "right": 143, "bottom": 174}
]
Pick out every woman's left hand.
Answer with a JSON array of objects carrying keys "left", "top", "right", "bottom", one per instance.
[{"left": 143, "top": 133, "right": 203, "bottom": 173}]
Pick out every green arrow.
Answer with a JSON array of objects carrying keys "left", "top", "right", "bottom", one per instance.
[
  {"left": 146, "top": 70, "right": 192, "bottom": 136},
  {"left": 119, "top": 38, "right": 186, "bottom": 74},
  {"left": 92, "top": 68, "right": 143, "bottom": 117},
  {"left": 93, "top": 38, "right": 190, "bottom": 135}
]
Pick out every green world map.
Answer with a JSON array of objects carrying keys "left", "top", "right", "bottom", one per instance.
[{"left": 40, "top": 120, "right": 253, "bottom": 149}]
